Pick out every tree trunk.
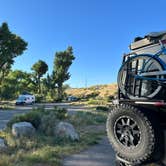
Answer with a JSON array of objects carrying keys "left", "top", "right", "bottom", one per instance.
[
  {"left": 38, "top": 76, "right": 41, "bottom": 94},
  {"left": 57, "top": 83, "right": 63, "bottom": 101}
]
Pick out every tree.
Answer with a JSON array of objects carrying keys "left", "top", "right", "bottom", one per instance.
[
  {"left": 31, "top": 60, "right": 48, "bottom": 94},
  {"left": 9, "top": 70, "right": 32, "bottom": 95},
  {"left": 0, "top": 22, "right": 27, "bottom": 82},
  {"left": 52, "top": 46, "right": 75, "bottom": 101},
  {"left": 41, "top": 74, "right": 56, "bottom": 101},
  {"left": 0, "top": 70, "right": 33, "bottom": 100}
]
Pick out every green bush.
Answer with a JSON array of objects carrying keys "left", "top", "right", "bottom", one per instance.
[
  {"left": 87, "top": 99, "right": 107, "bottom": 105},
  {"left": 84, "top": 92, "right": 99, "bottom": 99},
  {"left": 96, "top": 106, "right": 109, "bottom": 112},
  {"left": 53, "top": 106, "right": 67, "bottom": 120},
  {"left": 7, "top": 111, "right": 42, "bottom": 129},
  {"left": 39, "top": 112, "right": 59, "bottom": 136},
  {"left": 35, "top": 94, "right": 44, "bottom": 103},
  {"left": 7, "top": 106, "right": 68, "bottom": 136}
]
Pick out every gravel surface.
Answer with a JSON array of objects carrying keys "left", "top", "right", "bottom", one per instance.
[
  {"left": 63, "top": 136, "right": 116, "bottom": 166},
  {"left": 0, "top": 110, "right": 27, "bottom": 130}
]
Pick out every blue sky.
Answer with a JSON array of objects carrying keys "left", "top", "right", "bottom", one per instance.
[{"left": 0, "top": 0, "right": 166, "bottom": 87}]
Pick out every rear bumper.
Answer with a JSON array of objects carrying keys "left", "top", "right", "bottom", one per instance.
[{"left": 15, "top": 102, "right": 25, "bottom": 105}]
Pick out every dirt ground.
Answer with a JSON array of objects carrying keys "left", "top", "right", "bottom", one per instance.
[{"left": 63, "top": 136, "right": 116, "bottom": 166}]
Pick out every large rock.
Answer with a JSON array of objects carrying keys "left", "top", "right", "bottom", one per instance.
[
  {"left": 0, "top": 138, "right": 7, "bottom": 151},
  {"left": 12, "top": 122, "right": 36, "bottom": 137},
  {"left": 55, "top": 122, "right": 79, "bottom": 141}
]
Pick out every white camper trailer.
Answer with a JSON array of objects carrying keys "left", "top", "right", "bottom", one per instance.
[{"left": 15, "top": 94, "right": 35, "bottom": 105}]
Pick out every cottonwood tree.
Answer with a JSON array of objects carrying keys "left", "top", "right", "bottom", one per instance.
[
  {"left": 52, "top": 46, "right": 75, "bottom": 101},
  {"left": 31, "top": 60, "right": 48, "bottom": 94},
  {"left": 0, "top": 22, "right": 27, "bottom": 83},
  {"left": 0, "top": 70, "right": 32, "bottom": 100}
]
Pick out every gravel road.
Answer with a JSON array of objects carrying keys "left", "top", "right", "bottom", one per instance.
[{"left": 63, "top": 136, "right": 115, "bottom": 166}]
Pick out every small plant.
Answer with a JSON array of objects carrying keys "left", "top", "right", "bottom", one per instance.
[
  {"left": 53, "top": 106, "right": 68, "bottom": 120},
  {"left": 34, "top": 94, "right": 44, "bottom": 103},
  {"left": 39, "top": 112, "right": 59, "bottom": 136},
  {"left": 87, "top": 99, "right": 107, "bottom": 105},
  {"left": 68, "top": 111, "right": 107, "bottom": 126},
  {"left": 7, "top": 111, "right": 42, "bottom": 129},
  {"left": 96, "top": 106, "right": 109, "bottom": 112}
]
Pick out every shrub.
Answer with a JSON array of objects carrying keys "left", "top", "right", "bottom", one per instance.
[
  {"left": 87, "top": 99, "right": 107, "bottom": 105},
  {"left": 7, "top": 111, "right": 42, "bottom": 129},
  {"left": 84, "top": 92, "right": 99, "bottom": 99},
  {"left": 53, "top": 106, "right": 68, "bottom": 120},
  {"left": 7, "top": 106, "right": 68, "bottom": 136},
  {"left": 35, "top": 94, "right": 44, "bottom": 103},
  {"left": 96, "top": 106, "right": 109, "bottom": 112},
  {"left": 39, "top": 112, "right": 59, "bottom": 136}
]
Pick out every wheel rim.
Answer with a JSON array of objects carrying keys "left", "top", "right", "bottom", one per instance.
[{"left": 114, "top": 116, "right": 141, "bottom": 148}]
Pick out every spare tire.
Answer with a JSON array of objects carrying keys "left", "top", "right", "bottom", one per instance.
[
  {"left": 118, "top": 54, "right": 164, "bottom": 100},
  {"left": 106, "top": 104, "right": 155, "bottom": 165}
]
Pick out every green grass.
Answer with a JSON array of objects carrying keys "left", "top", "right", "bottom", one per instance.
[
  {"left": 0, "top": 129, "right": 105, "bottom": 166},
  {"left": 68, "top": 111, "right": 107, "bottom": 127},
  {"left": 0, "top": 109, "right": 107, "bottom": 166}
]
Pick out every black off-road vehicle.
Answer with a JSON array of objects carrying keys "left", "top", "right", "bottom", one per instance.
[{"left": 107, "top": 31, "right": 166, "bottom": 166}]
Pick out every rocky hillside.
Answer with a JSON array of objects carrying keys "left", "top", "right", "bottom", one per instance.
[{"left": 66, "top": 83, "right": 117, "bottom": 99}]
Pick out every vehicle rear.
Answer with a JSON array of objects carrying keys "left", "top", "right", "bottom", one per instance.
[
  {"left": 107, "top": 31, "right": 166, "bottom": 166},
  {"left": 16, "top": 95, "right": 35, "bottom": 105}
]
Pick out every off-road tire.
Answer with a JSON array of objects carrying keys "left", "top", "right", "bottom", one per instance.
[{"left": 106, "top": 104, "right": 155, "bottom": 165}]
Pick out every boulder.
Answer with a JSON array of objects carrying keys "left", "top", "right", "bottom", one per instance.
[
  {"left": 12, "top": 122, "right": 36, "bottom": 137},
  {"left": 55, "top": 122, "right": 79, "bottom": 141},
  {"left": 0, "top": 138, "right": 7, "bottom": 151}
]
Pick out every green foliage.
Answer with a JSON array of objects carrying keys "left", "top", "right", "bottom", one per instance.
[
  {"left": 0, "top": 82, "right": 16, "bottom": 99},
  {"left": 87, "top": 98, "right": 107, "bottom": 105},
  {"left": 68, "top": 111, "right": 107, "bottom": 126},
  {"left": 0, "top": 22, "right": 27, "bottom": 83},
  {"left": 7, "top": 111, "right": 42, "bottom": 129},
  {"left": 39, "top": 112, "right": 59, "bottom": 136},
  {"left": 85, "top": 92, "right": 99, "bottom": 99},
  {"left": 7, "top": 106, "right": 68, "bottom": 136},
  {"left": 34, "top": 94, "right": 44, "bottom": 103},
  {"left": 39, "top": 107, "right": 67, "bottom": 135},
  {"left": 31, "top": 60, "right": 48, "bottom": 78},
  {"left": 96, "top": 106, "right": 109, "bottom": 112},
  {"left": 0, "top": 70, "right": 33, "bottom": 100},
  {"left": 52, "top": 46, "right": 75, "bottom": 101},
  {"left": 53, "top": 106, "right": 68, "bottom": 120},
  {"left": 31, "top": 60, "right": 48, "bottom": 94}
]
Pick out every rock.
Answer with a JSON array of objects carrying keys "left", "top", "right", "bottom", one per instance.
[
  {"left": 12, "top": 122, "right": 36, "bottom": 137},
  {"left": 0, "top": 138, "right": 7, "bottom": 151},
  {"left": 55, "top": 122, "right": 79, "bottom": 141}
]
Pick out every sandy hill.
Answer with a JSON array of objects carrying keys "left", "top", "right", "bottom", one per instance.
[{"left": 66, "top": 83, "right": 117, "bottom": 99}]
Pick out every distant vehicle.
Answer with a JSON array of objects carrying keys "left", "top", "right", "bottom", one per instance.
[
  {"left": 15, "top": 94, "right": 35, "bottom": 105},
  {"left": 67, "top": 96, "right": 79, "bottom": 102}
]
